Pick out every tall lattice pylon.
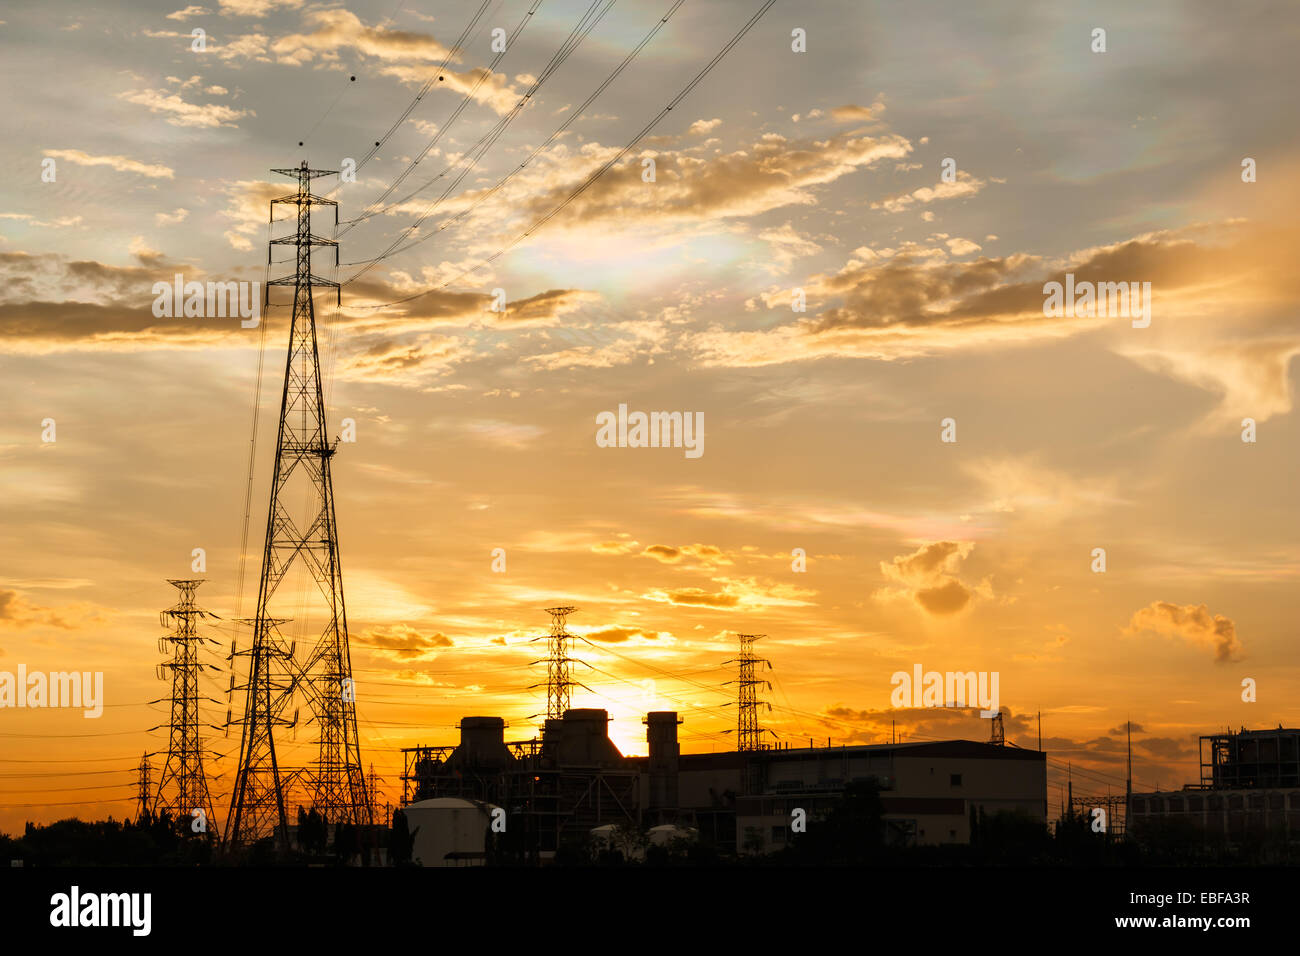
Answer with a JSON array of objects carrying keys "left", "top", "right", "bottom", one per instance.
[
  {"left": 154, "top": 579, "right": 218, "bottom": 832},
  {"left": 226, "top": 161, "right": 369, "bottom": 850},
  {"left": 135, "top": 752, "right": 153, "bottom": 821},
  {"left": 726, "top": 633, "right": 771, "bottom": 752},
  {"left": 543, "top": 606, "right": 578, "bottom": 718}
]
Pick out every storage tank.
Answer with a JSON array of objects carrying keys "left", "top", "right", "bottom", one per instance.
[{"left": 403, "top": 797, "right": 498, "bottom": 867}]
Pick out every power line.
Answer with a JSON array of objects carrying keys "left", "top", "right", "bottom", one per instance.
[
  {"left": 340, "top": 0, "right": 548, "bottom": 233},
  {"left": 347, "top": 1, "right": 494, "bottom": 180},
  {"left": 351, "top": 0, "right": 687, "bottom": 264},
  {"left": 350, "top": 0, "right": 777, "bottom": 311},
  {"left": 343, "top": 0, "right": 616, "bottom": 281}
]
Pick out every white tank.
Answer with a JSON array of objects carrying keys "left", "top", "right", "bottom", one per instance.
[{"left": 403, "top": 797, "right": 498, "bottom": 867}]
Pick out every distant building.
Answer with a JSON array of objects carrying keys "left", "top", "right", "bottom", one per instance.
[
  {"left": 400, "top": 708, "right": 1047, "bottom": 863},
  {"left": 1129, "top": 727, "right": 1300, "bottom": 845}
]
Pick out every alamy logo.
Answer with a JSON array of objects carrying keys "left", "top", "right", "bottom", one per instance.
[
  {"left": 595, "top": 403, "right": 704, "bottom": 459},
  {"left": 891, "top": 664, "right": 1000, "bottom": 718},
  {"left": 1043, "top": 272, "right": 1151, "bottom": 328},
  {"left": 50, "top": 886, "right": 151, "bottom": 936},
  {"left": 0, "top": 665, "right": 103, "bottom": 718},
  {"left": 151, "top": 274, "right": 262, "bottom": 328}
]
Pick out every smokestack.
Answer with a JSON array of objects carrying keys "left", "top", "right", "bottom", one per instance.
[
  {"left": 645, "top": 711, "right": 681, "bottom": 817},
  {"left": 456, "top": 716, "right": 511, "bottom": 768}
]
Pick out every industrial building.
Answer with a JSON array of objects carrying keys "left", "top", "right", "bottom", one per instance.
[
  {"left": 1128, "top": 727, "right": 1300, "bottom": 845},
  {"left": 399, "top": 708, "right": 1048, "bottom": 864}
]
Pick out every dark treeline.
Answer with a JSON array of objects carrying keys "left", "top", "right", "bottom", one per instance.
[{"left": 4, "top": 786, "right": 1297, "bottom": 866}]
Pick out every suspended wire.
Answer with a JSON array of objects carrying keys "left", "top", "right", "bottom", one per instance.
[
  {"left": 340, "top": 0, "right": 548, "bottom": 234},
  {"left": 301, "top": 72, "right": 360, "bottom": 146},
  {"left": 0, "top": 729, "right": 156, "bottom": 739},
  {"left": 348, "top": 0, "right": 687, "bottom": 265},
  {"left": 0, "top": 768, "right": 134, "bottom": 780},
  {"left": 345, "top": 0, "right": 494, "bottom": 182},
  {"left": 0, "top": 782, "right": 146, "bottom": 795},
  {"left": 343, "top": 0, "right": 616, "bottom": 282},
  {"left": 234, "top": 214, "right": 274, "bottom": 619},
  {"left": 349, "top": 0, "right": 778, "bottom": 310}
]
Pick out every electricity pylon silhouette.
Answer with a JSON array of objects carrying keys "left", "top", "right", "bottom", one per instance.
[
  {"left": 226, "top": 161, "right": 369, "bottom": 851},
  {"left": 543, "top": 606, "right": 577, "bottom": 718},
  {"left": 725, "top": 633, "right": 771, "bottom": 752},
  {"left": 153, "top": 579, "right": 218, "bottom": 834},
  {"left": 135, "top": 752, "right": 153, "bottom": 821}
]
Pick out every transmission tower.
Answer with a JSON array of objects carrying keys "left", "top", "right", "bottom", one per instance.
[
  {"left": 989, "top": 709, "right": 1005, "bottom": 746},
  {"left": 543, "top": 606, "right": 577, "bottom": 718},
  {"left": 154, "top": 579, "right": 218, "bottom": 832},
  {"left": 726, "top": 634, "right": 771, "bottom": 752},
  {"left": 227, "top": 161, "right": 369, "bottom": 851},
  {"left": 365, "top": 762, "right": 384, "bottom": 822},
  {"left": 135, "top": 752, "right": 153, "bottom": 820}
]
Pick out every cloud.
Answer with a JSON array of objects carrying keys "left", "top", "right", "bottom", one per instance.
[
  {"left": 687, "top": 217, "right": 1300, "bottom": 420},
  {"left": 43, "top": 148, "right": 174, "bottom": 179},
  {"left": 688, "top": 118, "right": 722, "bottom": 135},
  {"left": 643, "top": 587, "right": 739, "bottom": 609},
  {"left": 498, "top": 129, "right": 912, "bottom": 235},
  {"left": 830, "top": 103, "right": 879, "bottom": 123},
  {"left": 218, "top": 0, "right": 301, "bottom": 16},
  {"left": 0, "top": 247, "right": 599, "bottom": 376},
  {"left": 166, "top": 6, "right": 210, "bottom": 19},
  {"left": 269, "top": 9, "right": 522, "bottom": 114},
  {"left": 577, "top": 625, "right": 663, "bottom": 644},
  {"left": 757, "top": 221, "right": 823, "bottom": 271},
  {"left": 339, "top": 333, "right": 471, "bottom": 383},
  {"left": 872, "top": 170, "right": 988, "bottom": 213},
  {"left": 878, "top": 541, "right": 976, "bottom": 616},
  {"left": 818, "top": 704, "right": 1032, "bottom": 745},
  {"left": 0, "top": 589, "right": 103, "bottom": 630},
  {"left": 155, "top": 208, "right": 190, "bottom": 226},
  {"left": 0, "top": 213, "right": 84, "bottom": 229},
  {"left": 642, "top": 577, "right": 814, "bottom": 610},
  {"left": 117, "top": 89, "right": 252, "bottom": 128},
  {"left": 1123, "top": 601, "right": 1243, "bottom": 663},
  {"left": 353, "top": 623, "right": 452, "bottom": 661},
  {"left": 1109, "top": 722, "right": 1146, "bottom": 736},
  {"left": 639, "top": 543, "right": 733, "bottom": 567},
  {"left": 591, "top": 539, "right": 640, "bottom": 555}
]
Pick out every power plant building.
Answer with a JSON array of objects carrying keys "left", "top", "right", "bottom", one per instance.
[
  {"left": 1129, "top": 727, "right": 1300, "bottom": 844},
  {"left": 400, "top": 708, "right": 1047, "bottom": 864}
]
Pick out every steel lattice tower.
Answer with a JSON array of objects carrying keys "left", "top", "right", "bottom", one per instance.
[
  {"left": 727, "top": 633, "right": 770, "bottom": 752},
  {"left": 154, "top": 579, "right": 217, "bottom": 831},
  {"left": 226, "top": 161, "right": 369, "bottom": 850},
  {"left": 543, "top": 606, "right": 578, "bottom": 718},
  {"left": 135, "top": 752, "right": 153, "bottom": 820},
  {"left": 989, "top": 709, "right": 1005, "bottom": 746}
]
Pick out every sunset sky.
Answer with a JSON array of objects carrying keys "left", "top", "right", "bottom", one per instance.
[{"left": 1, "top": 0, "right": 1297, "bottom": 834}]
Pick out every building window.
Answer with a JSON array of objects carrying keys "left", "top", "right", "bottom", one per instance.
[
  {"left": 771, "top": 826, "right": 787, "bottom": 843},
  {"left": 1188, "top": 796, "right": 1203, "bottom": 812},
  {"left": 1168, "top": 797, "right": 1183, "bottom": 812},
  {"left": 950, "top": 774, "right": 962, "bottom": 787},
  {"left": 1132, "top": 798, "right": 1146, "bottom": 814}
]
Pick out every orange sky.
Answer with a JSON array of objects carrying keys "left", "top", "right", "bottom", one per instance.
[{"left": 1, "top": 0, "right": 1298, "bottom": 834}]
